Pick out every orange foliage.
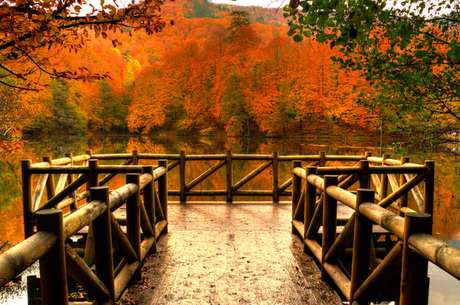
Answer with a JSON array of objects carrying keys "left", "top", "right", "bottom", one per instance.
[{"left": 4, "top": 0, "right": 379, "bottom": 136}]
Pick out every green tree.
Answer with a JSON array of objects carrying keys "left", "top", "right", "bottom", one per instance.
[
  {"left": 285, "top": 0, "right": 460, "bottom": 138},
  {"left": 229, "top": 11, "right": 251, "bottom": 33},
  {"left": 185, "top": 0, "right": 216, "bottom": 18},
  {"left": 221, "top": 72, "right": 252, "bottom": 137},
  {"left": 24, "top": 79, "right": 87, "bottom": 134},
  {"left": 95, "top": 81, "right": 129, "bottom": 132}
]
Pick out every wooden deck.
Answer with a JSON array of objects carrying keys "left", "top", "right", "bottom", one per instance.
[{"left": 118, "top": 203, "right": 342, "bottom": 304}]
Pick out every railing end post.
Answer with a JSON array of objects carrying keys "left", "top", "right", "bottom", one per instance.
[
  {"left": 400, "top": 212, "right": 431, "bottom": 305},
  {"left": 36, "top": 209, "right": 68, "bottom": 305}
]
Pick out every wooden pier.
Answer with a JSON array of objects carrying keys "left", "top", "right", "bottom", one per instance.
[{"left": 0, "top": 151, "right": 459, "bottom": 304}]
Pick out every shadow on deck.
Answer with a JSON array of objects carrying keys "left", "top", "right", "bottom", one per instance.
[{"left": 119, "top": 203, "right": 342, "bottom": 305}]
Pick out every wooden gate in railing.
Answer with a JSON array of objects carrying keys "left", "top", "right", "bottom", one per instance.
[
  {"left": 291, "top": 155, "right": 460, "bottom": 304},
  {"left": 0, "top": 153, "right": 169, "bottom": 304}
]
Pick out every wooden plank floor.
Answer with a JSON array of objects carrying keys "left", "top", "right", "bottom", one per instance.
[{"left": 118, "top": 203, "right": 342, "bottom": 305}]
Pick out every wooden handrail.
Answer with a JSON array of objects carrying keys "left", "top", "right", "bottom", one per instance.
[
  {"left": 13, "top": 151, "right": 450, "bottom": 305},
  {"left": 10, "top": 157, "right": 171, "bottom": 304},
  {"left": 409, "top": 233, "right": 460, "bottom": 281},
  {"left": 292, "top": 154, "right": 443, "bottom": 305}
]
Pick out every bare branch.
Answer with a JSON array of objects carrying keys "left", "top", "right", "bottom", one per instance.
[
  {"left": 0, "top": 80, "right": 39, "bottom": 91},
  {"left": 0, "top": 62, "right": 26, "bottom": 80}
]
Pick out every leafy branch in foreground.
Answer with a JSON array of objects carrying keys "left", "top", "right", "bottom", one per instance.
[
  {"left": 0, "top": 0, "right": 172, "bottom": 90},
  {"left": 285, "top": 0, "right": 460, "bottom": 137}
]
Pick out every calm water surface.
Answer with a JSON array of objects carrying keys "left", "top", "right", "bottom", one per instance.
[{"left": 0, "top": 133, "right": 459, "bottom": 304}]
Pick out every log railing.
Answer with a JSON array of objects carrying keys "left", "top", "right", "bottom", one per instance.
[
  {"left": 292, "top": 155, "right": 460, "bottom": 304},
  {"left": 1, "top": 154, "right": 168, "bottom": 304},
  {"left": 3, "top": 150, "right": 459, "bottom": 304},
  {"left": 91, "top": 150, "right": 367, "bottom": 203}
]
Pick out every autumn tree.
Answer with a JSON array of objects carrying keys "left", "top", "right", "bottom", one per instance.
[
  {"left": 0, "top": 0, "right": 170, "bottom": 90},
  {"left": 0, "top": 84, "right": 44, "bottom": 136},
  {"left": 285, "top": 0, "right": 460, "bottom": 137}
]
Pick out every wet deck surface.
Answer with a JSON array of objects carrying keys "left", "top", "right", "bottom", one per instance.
[{"left": 119, "top": 204, "right": 342, "bottom": 305}]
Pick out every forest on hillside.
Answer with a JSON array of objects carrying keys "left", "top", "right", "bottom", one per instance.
[{"left": 0, "top": 0, "right": 457, "bottom": 140}]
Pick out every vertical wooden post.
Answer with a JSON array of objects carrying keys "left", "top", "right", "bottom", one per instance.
[
  {"left": 400, "top": 212, "right": 432, "bottom": 305},
  {"left": 360, "top": 160, "right": 370, "bottom": 189},
  {"left": 88, "top": 159, "right": 99, "bottom": 189},
  {"left": 22, "top": 160, "right": 34, "bottom": 238},
  {"left": 380, "top": 154, "right": 390, "bottom": 200},
  {"left": 143, "top": 165, "right": 156, "bottom": 253},
  {"left": 84, "top": 159, "right": 99, "bottom": 266},
  {"left": 85, "top": 150, "right": 93, "bottom": 190},
  {"left": 292, "top": 160, "right": 302, "bottom": 234},
  {"left": 158, "top": 160, "right": 168, "bottom": 234},
  {"left": 272, "top": 151, "right": 279, "bottom": 203},
  {"left": 179, "top": 150, "right": 186, "bottom": 204},
  {"left": 399, "top": 156, "right": 409, "bottom": 214},
  {"left": 65, "top": 153, "right": 77, "bottom": 210},
  {"left": 126, "top": 173, "right": 141, "bottom": 281},
  {"left": 304, "top": 166, "right": 317, "bottom": 253},
  {"left": 226, "top": 150, "right": 233, "bottom": 203},
  {"left": 132, "top": 149, "right": 139, "bottom": 165},
  {"left": 319, "top": 151, "right": 326, "bottom": 167},
  {"left": 36, "top": 209, "right": 68, "bottom": 305},
  {"left": 350, "top": 189, "right": 375, "bottom": 304},
  {"left": 85, "top": 150, "right": 93, "bottom": 191},
  {"left": 43, "top": 156, "right": 56, "bottom": 200},
  {"left": 91, "top": 187, "right": 115, "bottom": 303},
  {"left": 322, "top": 175, "right": 338, "bottom": 280},
  {"left": 424, "top": 161, "right": 435, "bottom": 216}
]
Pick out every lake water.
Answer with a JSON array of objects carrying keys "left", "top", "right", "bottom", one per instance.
[{"left": 0, "top": 133, "right": 459, "bottom": 304}]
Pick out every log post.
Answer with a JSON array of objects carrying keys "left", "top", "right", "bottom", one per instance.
[
  {"left": 400, "top": 212, "right": 432, "bottom": 305},
  {"left": 43, "top": 156, "right": 56, "bottom": 200},
  {"left": 424, "top": 161, "right": 435, "bottom": 216},
  {"left": 179, "top": 150, "right": 186, "bottom": 204},
  {"left": 132, "top": 149, "right": 139, "bottom": 165},
  {"left": 360, "top": 160, "right": 370, "bottom": 189},
  {"left": 350, "top": 189, "right": 375, "bottom": 304},
  {"left": 226, "top": 150, "right": 233, "bottom": 203},
  {"left": 158, "top": 160, "right": 168, "bottom": 234},
  {"left": 126, "top": 173, "right": 141, "bottom": 281},
  {"left": 322, "top": 175, "right": 338, "bottom": 280},
  {"left": 272, "top": 151, "right": 279, "bottom": 203},
  {"left": 143, "top": 165, "right": 156, "bottom": 253},
  {"left": 304, "top": 166, "right": 317, "bottom": 253},
  {"left": 319, "top": 151, "right": 326, "bottom": 167},
  {"left": 84, "top": 159, "right": 99, "bottom": 266},
  {"left": 380, "top": 154, "right": 390, "bottom": 200},
  {"left": 399, "top": 156, "right": 409, "bottom": 214},
  {"left": 65, "top": 153, "right": 77, "bottom": 210},
  {"left": 22, "top": 160, "right": 34, "bottom": 238},
  {"left": 292, "top": 160, "right": 302, "bottom": 234},
  {"left": 36, "top": 209, "right": 68, "bottom": 305},
  {"left": 85, "top": 149, "right": 92, "bottom": 185},
  {"left": 91, "top": 186, "right": 115, "bottom": 303},
  {"left": 88, "top": 159, "right": 99, "bottom": 189}
]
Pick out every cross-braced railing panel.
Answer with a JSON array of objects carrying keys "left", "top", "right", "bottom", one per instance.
[
  {"left": 2, "top": 152, "right": 169, "bottom": 304},
  {"left": 291, "top": 155, "right": 460, "bottom": 305}
]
